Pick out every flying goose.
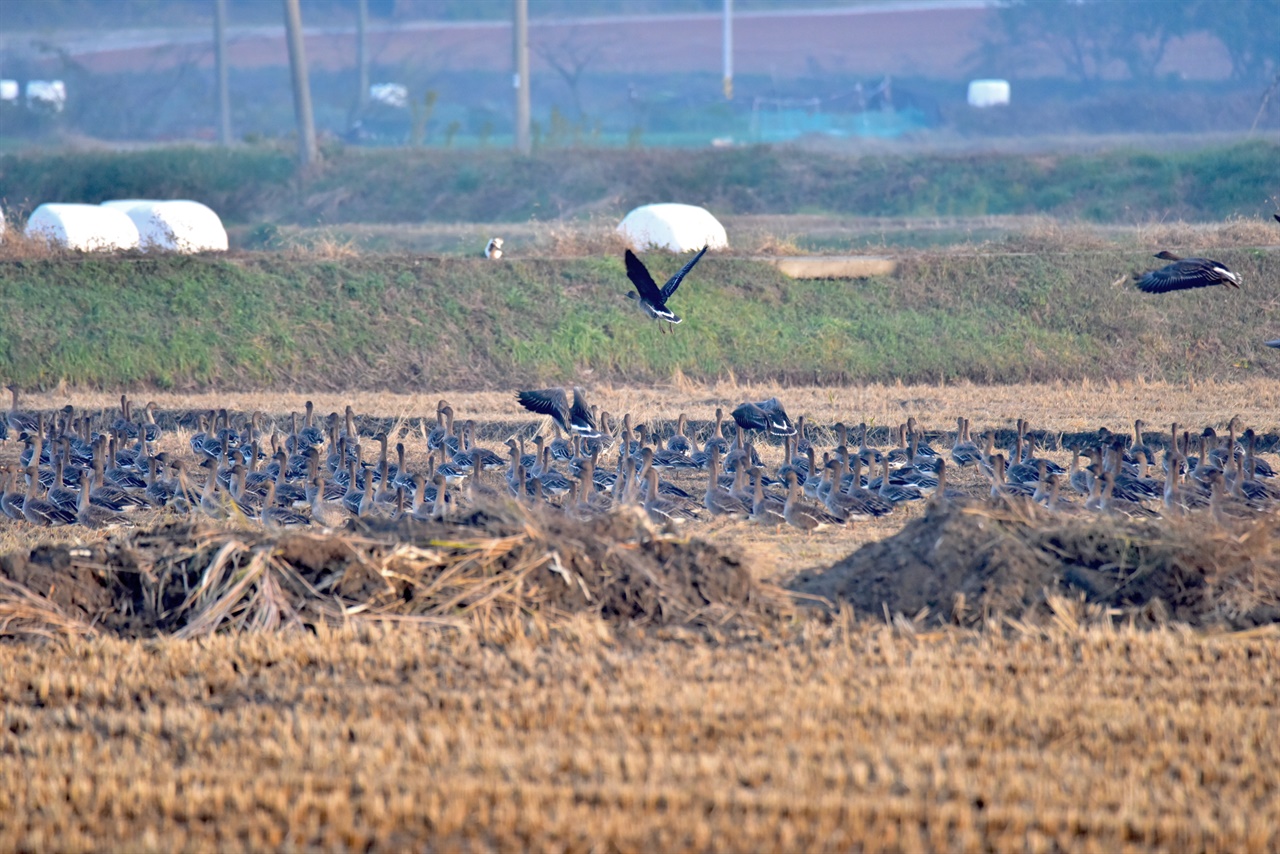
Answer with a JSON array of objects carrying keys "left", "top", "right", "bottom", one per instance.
[
  {"left": 623, "top": 245, "right": 708, "bottom": 327},
  {"left": 1133, "top": 251, "right": 1241, "bottom": 294},
  {"left": 516, "top": 387, "right": 601, "bottom": 438},
  {"left": 731, "top": 398, "right": 796, "bottom": 436}
]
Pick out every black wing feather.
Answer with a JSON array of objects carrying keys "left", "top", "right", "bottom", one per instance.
[
  {"left": 1134, "top": 259, "right": 1232, "bottom": 294},
  {"left": 516, "top": 388, "right": 569, "bottom": 427},
  {"left": 731, "top": 403, "right": 768, "bottom": 432},
  {"left": 660, "top": 245, "right": 709, "bottom": 301},
  {"left": 624, "top": 250, "right": 666, "bottom": 306},
  {"left": 570, "top": 387, "right": 598, "bottom": 434}
]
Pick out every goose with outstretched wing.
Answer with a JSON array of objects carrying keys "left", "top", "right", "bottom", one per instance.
[
  {"left": 516, "top": 387, "right": 601, "bottom": 439},
  {"left": 1133, "top": 251, "right": 1241, "bottom": 294},
  {"left": 624, "top": 245, "right": 708, "bottom": 328}
]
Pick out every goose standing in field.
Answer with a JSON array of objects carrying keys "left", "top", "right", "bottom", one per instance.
[
  {"left": 5, "top": 385, "right": 38, "bottom": 436},
  {"left": 1133, "top": 250, "right": 1241, "bottom": 294},
  {"left": 484, "top": 237, "right": 504, "bottom": 259},
  {"left": 517, "top": 387, "right": 601, "bottom": 438},
  {"left": 623, "top": 244, "right": 708, "bottom": 329}
]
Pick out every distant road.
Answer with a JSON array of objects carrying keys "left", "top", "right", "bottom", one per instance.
[{"left": 4, "top": 1, "right": 1229, "bottom": 81}]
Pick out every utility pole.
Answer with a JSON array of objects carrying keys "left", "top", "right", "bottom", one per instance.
[
  {"left": 283, "top": 0, "right": 318, "bottom": 166},
  {"left": 356, "top": 0, "right": 369, "bottom": 116},
  {"left": 513, "top": 0, "right": 531, "bottom": 154},
  {"left": 214, "top": 0, "right": 232, "bottom": 144},
  {"left": 722, "top": 0, "right": 733, "bottom": 100}
]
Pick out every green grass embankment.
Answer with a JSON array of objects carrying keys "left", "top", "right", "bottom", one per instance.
[
  {"left": 2, "top": 141, "right": 1276, "bottom": 225},
  {"left": 1, "top": 249, "right": 1277, "bottom": 390}
]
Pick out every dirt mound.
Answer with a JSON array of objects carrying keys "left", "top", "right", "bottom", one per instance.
[
  {"left": 788, "top": 499, "right": 1280, "bottom": 630},
  {"left": 0, "top": 504, "right": 784, "bottom": 640}
]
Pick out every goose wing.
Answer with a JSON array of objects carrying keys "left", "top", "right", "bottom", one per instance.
[
  {"left": 624, "top": 250, "right": 666, "bottom": 306},
  {"left": 731, "top": 402, "right": 768, "bottom": 432},
  {"left": 660, "top": 245, "right": 708, "bottom": 301},
  {"left": 760, "top": 398, "right": 796, "bottom": 435},
  {"left": 517, "top": 388, "right": 570, "bottom": 431},
  {"left": 569, "top": 387, "right": 601, "bottom": 437},
  {"left": 1134, "top": 257, "right": 1240, "bottom": 293}
]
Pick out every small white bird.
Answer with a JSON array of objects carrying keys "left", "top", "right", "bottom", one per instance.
[{"left": 485, "top": 237, "right": 504, "bottom": 259}]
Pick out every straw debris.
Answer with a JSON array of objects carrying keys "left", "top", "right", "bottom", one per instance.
[
  {"left": 789, "top": 499, "right": 1280, "bottom": 629},
  {"left": 0, "top": 502, "right": 783, "bottom": 640}
]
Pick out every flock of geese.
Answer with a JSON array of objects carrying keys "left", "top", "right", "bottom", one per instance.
[
  {"left": 2, "top": 226, "right": 1276, "bottom": 534},
  {"left": 1, "top": 387, "right": 1276, "bottom": 534}
]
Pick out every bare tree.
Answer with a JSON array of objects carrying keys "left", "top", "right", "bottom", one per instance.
[
  {"left": 534, "top": 25, "right": 612, "bottom": 121},
  {"left": 988, "top": 0, "right": 1195, "bottom": 83}
]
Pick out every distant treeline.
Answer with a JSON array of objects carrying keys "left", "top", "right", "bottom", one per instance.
[{"left": 1, "top": 142, "right": 1276, "bottom": 226}]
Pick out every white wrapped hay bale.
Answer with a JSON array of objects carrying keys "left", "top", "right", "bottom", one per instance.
[
  {"left": 617, "top": 203, "right": 729, "bottom": 253},
  {"left": 100, "top": 199, "right": 228, "bottom": 253},
  {"left": 967, "top": 79, "right": 1011, "bottom": 108},
  {"left": 25, "top": 203, "right": 140, "bottom": 251}
]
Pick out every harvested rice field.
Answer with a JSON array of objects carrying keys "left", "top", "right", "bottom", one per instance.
[
  {"left": 4, "top": 380, "right": 1280, "bottom": 850},
  {"left": 4, "top": 624, "right": 1279, "bottom": 851}
]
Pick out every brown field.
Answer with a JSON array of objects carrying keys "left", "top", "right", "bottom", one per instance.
[
  {"left": 5, "top": 381, "right": 1280, "bottom": 850},
  {"left": 3, "top": 622, "right": 1279, "bottom": 851}
]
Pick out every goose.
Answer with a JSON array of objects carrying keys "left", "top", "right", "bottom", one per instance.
[
  {"left": 297, "top": 401, "right": 326, "bottom": 451},
  {"left": 74, "top": 470, "right": 132, "bottom": 529},
  {"left": 731, "top": 398, "right": 796, "bottom": 436},
  {"left": 309, "top": 476, "right": 349, "bottom": 528},
  {"left": 877, "top": 457, "right": 922, "bottom": 504},
  {"left": 664, "top": 412, "right": 693, "bottom": 455},
  {"left": 1133, "top": 250, "right": 1241, "bottom": 293},
  {"left": 950, "top": 417, "right": 980, "bottom": 468},
  {"left": 643, "top": 468, "right": 697, "bottom": 525},
  {"left": 905, "top": 417, "right": 939, "bottom": 460},
  {"left": 856, "top": 423, "right": 882, "bottom": 467},
  {"left": 1122, "top": 419, "right": 1155, "bottom": 466},
  {"left": 260, "top": 480, "right": 310, "bottom": 527},
  {"left": 1098, "top": 472, "right": 1157, "bottom": 518},
  {"left": 783, "top": 471, "right": 836, "bottom": 533},
  {"left": 547, "top": 424, "right": 574, "bottom": 461},
  {"left": 929, "top": 459, "right": 955, "bottom": 506},
  {"left": 429, "top": 473, "right": 450, "bottom": 520},
  {"left": 516, "top": 387, "right": 601, "bottom": 438},
  {"left": 408, "top": 474, "right": 435, "bottom": 522},
  {"left": 485, "top": 237, "right": 504, "bottom": 259},
  {"left": 1242, "top": 429, "right": 1275, "bottom": 479},
  {"left": 692, "top": 408, "right": 730, "bottom": 462},
  {"left": 824, "top": 455, "right": 892, "bottom": 521},
  {"left": 426, "top": 401, "right": 453, "bottom": 450},
  {"left": 623, "top": 244, "right": 707, "bottom": 327},
  {"left": 702, "top": 446, "right": 750, "bottom": 518},
  {"left": 5, "top": 385, "right": 38, "bottom": 436},
  {"left": 748, "top": 467, "right": 786, "bottom": 527},
  {"left": 0, "top": 467, "right": 25, "bottom": 520},
  {"left": 793, "top": 416, "right": 812, "bottom": 455},
  {"left": 22, "top": 467, "right": 75, "bottom": 527},
  {"left": 885, "top": 424, "right": 910, "bottom": 465}
]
